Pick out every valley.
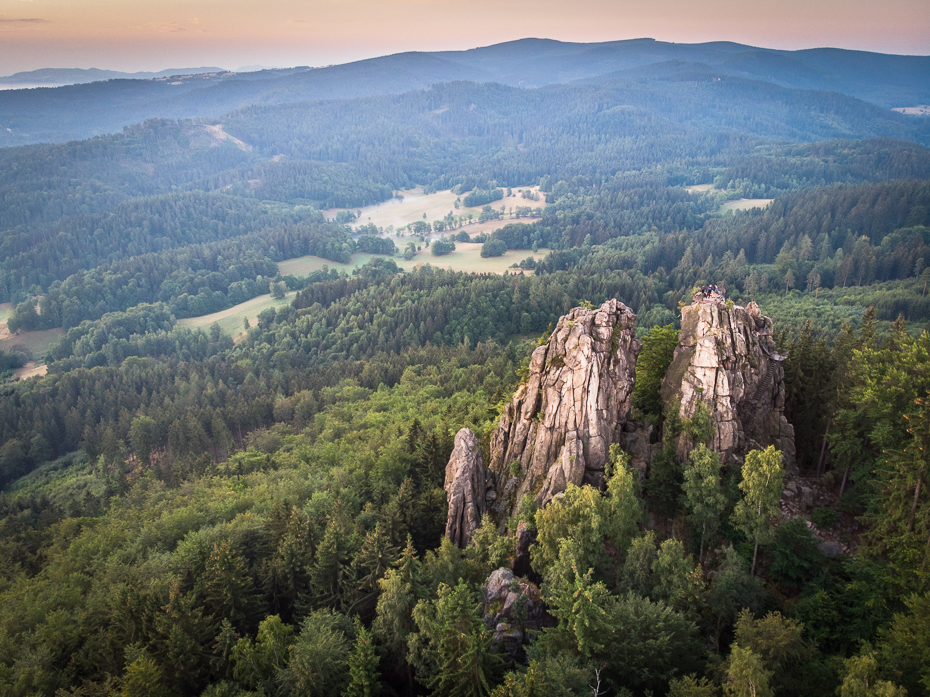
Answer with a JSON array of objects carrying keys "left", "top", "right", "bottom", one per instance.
[{"left": 0, "top": 36, "right": 928, "bottom": 697}]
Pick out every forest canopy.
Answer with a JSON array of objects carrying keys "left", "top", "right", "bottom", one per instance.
[{"left": 1, "top": 57, "right": 929, "bottom": 697}]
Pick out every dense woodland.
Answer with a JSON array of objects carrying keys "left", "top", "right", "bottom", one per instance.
[{"left": 1, "top": 57, "right": 930, "bottom": 697}]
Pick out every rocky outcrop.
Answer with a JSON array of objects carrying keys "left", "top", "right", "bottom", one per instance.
[
  {"left": 443, "top": 428, "right": 488, "bottom": 548},
  {"left": 660, "top": 299, "right": 795, "bottom": 469},
  {"left": 483, "top": 568, "right": 546, "bottom": 661},
  {"left": 489, "top": 299, "right": 641, "bottom": 520}
]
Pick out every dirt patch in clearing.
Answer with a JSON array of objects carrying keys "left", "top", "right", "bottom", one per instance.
[
  {"left": 14, "top": 361, "right": 47, "bottom": 380},
  {"left": 204, "top": 124, "right": 252, "bottom": 151}
]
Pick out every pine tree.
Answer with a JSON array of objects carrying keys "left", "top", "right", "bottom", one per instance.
[
  {"left": 373, "top": 537, "right": 420, "bottom": 644},
  {"left": 604, "top": 445, "right": 643, "bottom": 556},
  {"left": 308, "top": 516, "right": 351, "bottom": 611},
  {"left": 409, "top": 581, "right": 501, "bottom": 697},
  {"left": 198, "top": 540, "right": 261, "bottom": 632},
  {"left": 343, "top": 622, "right": 381, "bottom": 697},
  {"left": 347, "top": 524, "right": 398, "bottom": 618}
]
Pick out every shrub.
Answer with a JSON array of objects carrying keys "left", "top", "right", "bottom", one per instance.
[{"left": 812, "top": 506, "right": 839, "bottom": 529}]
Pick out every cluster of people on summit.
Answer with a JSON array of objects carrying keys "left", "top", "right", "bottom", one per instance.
[{"left": 697, "top": 283, "right": 724, "bottom": 302}]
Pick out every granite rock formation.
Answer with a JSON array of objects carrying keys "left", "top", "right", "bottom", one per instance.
[
  {"left": 483, "top": 567, "right": 545, "bottom": 660},
  {"left": 443, "top": 428, "right": 488, "bottom": 548},
  {"left": 488, "top": 299, "right": 641, "bottom": 520},
  {"left": 660, "top": 299, "right": 796, "bottom": 468}
]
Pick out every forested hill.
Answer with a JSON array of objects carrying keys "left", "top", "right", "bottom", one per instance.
[
  {"left": 2, "top": 37, "right": 930, "bottom": 146},
  {"left": 2, "top": 36, "right": 930, "bottom": 696}
]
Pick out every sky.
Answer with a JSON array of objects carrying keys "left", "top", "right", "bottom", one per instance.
[{"left": 1, "top": 0, "right": 929, "bottom": 75}]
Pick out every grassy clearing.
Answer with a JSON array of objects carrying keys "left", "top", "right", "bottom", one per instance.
[
  {"left": 277, "top": 243, "right": 549, "bottom": 280},
  {"left": 277, "top": 252, "right": 382, "bottom": 277},
  {"left": 325, "top": 186, "right": 547, "bottom": 231},
  {"left": 177, "top": 292, "right": 296, "bottom": 339},
  {"left": 438, "top": 217, "right": 541, "bottom": 239},
  {"left": 684, "top": 187, "right": 773, "bottom": 214},
  {"left": 0, "top": 327, "right": 64, "bottom": 359},
  {"left": 196, "top": 244, "right": 548, "bottom": 338},
  {"left": 892, "top": 105, "right": 930, "bottom": 116},
  {"left": 0, "top": 302, "right": 11, "bottom": 324},
  {"left": 409, "top": 242, "right": 549, "bottom": 274},
  {"left": 720, "top": 198, "right": 773, "bottom": 213},
  {"left": 685, "top": 184, "right": 716, "bottom": 193}
]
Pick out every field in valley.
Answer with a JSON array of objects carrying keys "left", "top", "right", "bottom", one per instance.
[
  {"left": 0, "top": 324, "right": 63, "bottom": 361},
  {"left": 177, "top": 292, "right": 296, "bottom": 339},
  {"left": 405, "top": 242, "right": 548, "bottom": 274},
  {"left": 720, "top": 198, "right": 774, "bottom": 213},
  {"left": 277, "top": 252, "right": 382, "bottom": 277},
  {"left": 325, "top": 185, "right": 547, "bottom": 232},
  {"left": 179, "top": 244, "right": 549, "bottom": 338}
]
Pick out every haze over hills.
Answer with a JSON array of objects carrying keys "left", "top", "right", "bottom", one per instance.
[
  {"left": 0, "top": 37, "right": 928, "bottom": 147},
  {"left": 0, "top": 66, "right": 228, "bottom": 88},
  {"left": 3, "top": 22, "right": 930, "bottom": 697}
]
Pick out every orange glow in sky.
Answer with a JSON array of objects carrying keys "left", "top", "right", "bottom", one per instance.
[{"left": 1, "top": 0, "right": 928, "bottom": 74}]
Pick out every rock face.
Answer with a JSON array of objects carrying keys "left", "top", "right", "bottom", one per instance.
[
  {"left": 489, "top": 299, "right": 641, "bottom": 520},
  {"left": 443, "top": 428, "right": 488, "bottom": 548},
  {"left": 483, "top": 568, "right": 546, "bottom": 661},
  {"left": 660, "top": 300, "right": 796, "bottom": 468}
]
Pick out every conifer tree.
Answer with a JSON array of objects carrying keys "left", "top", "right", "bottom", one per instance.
[
  {"left": 373, "top": 537, "right": 422, "bottom": 660},
  {"left": 343, "top": 621, "right": 381, "bottom": 697},
  {"left": 198, "top": 540, "right": 261, "bottom": 632},
  {"left": 308, "top": 511, "right": 352, "bottom": 612},
  {"left": 408, "top": 580, "right": 501, "bottom": 697}
]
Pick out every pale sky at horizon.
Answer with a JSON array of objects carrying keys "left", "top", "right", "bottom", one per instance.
[{"left": 1, "top": 0, "right": 928, "bottom": 75}]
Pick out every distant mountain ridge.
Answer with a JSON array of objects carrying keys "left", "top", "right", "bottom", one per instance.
[
  {"left": 0, "top": 66, "right": 228, "bottom": 87},
  {"left": 1, "top": 37, "right": 928, "bottom": 146}
]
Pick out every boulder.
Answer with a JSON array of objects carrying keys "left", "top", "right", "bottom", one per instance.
[
  {"left": 818, "top": 541, "right": 844, "bottom": 558},
  {"left": 483, "top": 567, "right": 545, "bottom": 661},
  {"left": 488, "top": 299, "right": 641, "bottom": 520},
  {"left": 443, "top": 428, "right": 488, "bottom": 548},
  {"left": 660, "top": 300, "right": 796, "bottom": 470}
]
